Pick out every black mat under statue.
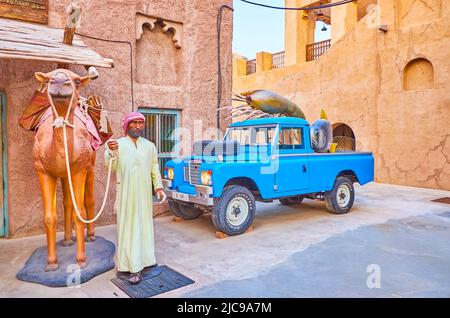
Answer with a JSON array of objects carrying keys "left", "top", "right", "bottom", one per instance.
[{"left": 111, "top": 265, "right": 195, "bottom": 298}]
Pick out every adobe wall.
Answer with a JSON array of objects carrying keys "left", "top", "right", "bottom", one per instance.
[
  {"left": 0, "top": 0, "right": 233, "bottom": 237},
  {"left": 233, "top": 1, "right": 450, "bottom": 190}
]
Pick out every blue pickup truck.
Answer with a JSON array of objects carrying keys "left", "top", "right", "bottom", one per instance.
[{"left": 163, "top": 117, "right": 374, "bottom": 236}]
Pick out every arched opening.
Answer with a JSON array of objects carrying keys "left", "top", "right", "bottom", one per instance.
[
  {"left": 332, "top": 123, "right": 356, "bottom": 151},
  {"left": 403, "top": 58, "right": 434, "bottom": 91}
]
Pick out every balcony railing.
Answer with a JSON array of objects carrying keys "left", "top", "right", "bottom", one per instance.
[
  {"left": 246, "top": 59, "right": 256, "bottom": 75},
  {"left": 306, "top": 39, "right": 331, "bottom": 61},
  {"left": 244, "top": 50, "right": 284, "bottom": 75},
  {"left": 272, "top": 50, "right": 285, "bottom": 69}
]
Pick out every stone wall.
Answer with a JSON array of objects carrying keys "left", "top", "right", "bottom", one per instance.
[
  {"left": 0, "top": 0, "right": 233, "bottom": 237},
  {"left": 233, "top": 0, "right": 450, "bottom": 190}
]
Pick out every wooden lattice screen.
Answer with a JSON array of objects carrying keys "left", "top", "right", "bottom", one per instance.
[{"left": 306, "top": 39, "right": 331, "bottom": 62}]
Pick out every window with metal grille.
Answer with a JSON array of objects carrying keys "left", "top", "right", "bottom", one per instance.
[{"left": 138, "top": 108, "right": 180, "bottom": 176}]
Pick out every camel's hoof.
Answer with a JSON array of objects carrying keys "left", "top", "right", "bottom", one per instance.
[
  {"left": 86, "top": 235, "right": 96, "bottom": 242},
  {"left": 45, "top": 263, "right": 60, "bottom": 272},
  {"left": 62, "top": 240, "right": 74, "bottom": 247},
  {"left": 77, "top": 261, "right": 87, "bottom": 269}
]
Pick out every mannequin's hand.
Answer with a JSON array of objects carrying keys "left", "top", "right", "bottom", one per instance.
[
  {"left": 107, "top": 140, "right": 118, "bottom": 151},
  {"left": 156, "top": 189, "right": 167, "bottom": 204},
  {"left": 106, "top": 140, "right": 119, "bottom": 158}
]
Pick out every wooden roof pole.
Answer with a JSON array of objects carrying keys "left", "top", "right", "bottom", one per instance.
[{"left": 58, "top": 2, "right": 82, "bottom": 69}]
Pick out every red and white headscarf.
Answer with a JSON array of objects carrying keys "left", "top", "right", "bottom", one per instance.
[{"left": 122, "top": 112, "right": 145, "bottom": 134}]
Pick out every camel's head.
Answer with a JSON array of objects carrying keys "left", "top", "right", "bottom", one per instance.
[{"left": 35, "top": 69, "right": 90, "bottom": 105}]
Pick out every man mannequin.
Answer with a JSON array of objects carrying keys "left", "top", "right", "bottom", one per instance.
[{"left": 106, "top": 112, "right": 166, "bottom": 284}]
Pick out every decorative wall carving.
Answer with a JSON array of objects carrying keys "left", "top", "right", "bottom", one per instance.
[
  {"left": 136, "top": 13, "right": 182, "bottom": 49},
  {"left": 136, "top": 22, "right": 181, "bottom": 86}
]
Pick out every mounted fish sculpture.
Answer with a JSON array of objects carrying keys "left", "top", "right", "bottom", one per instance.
[
  {"left": 220, "top": 90, "right": 332, "bottom": 152},
  {"left": 221, "top": 89, "right": 306, "bottom": 120},
  {"left": 310, "top": 109, "right": 333, "bottom": 153}
]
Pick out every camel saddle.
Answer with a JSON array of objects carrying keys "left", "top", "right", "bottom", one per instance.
[{"left": 19, "top": 88, "right": 113, "bottom": 147}]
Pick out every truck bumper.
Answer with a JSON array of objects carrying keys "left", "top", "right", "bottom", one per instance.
[{"left": 162, "top": 179, "right": 214, "bottom": 206}]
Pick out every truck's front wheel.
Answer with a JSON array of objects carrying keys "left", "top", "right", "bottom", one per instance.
[
  {"left": 212, "top": 185, "right": 255, "bottom": 236},
  {"left": 168, "top": 198, "right": 203, "bottom": 220},
  {"left": 324, "top": 176, "right": 355, "bottom": 214}
]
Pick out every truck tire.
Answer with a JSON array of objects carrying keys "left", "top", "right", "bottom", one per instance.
[
  {"left": 279, "top": 196, "right": 304, "bottom": 205},
  {"left": 324, "top": 176, "right": 355, "bottom": 214},
  {"left": 168, "top": 198, "right": 203, "bottom": 220},
  {"left": 212, "top": 185, "right": 255, "bottom": 236}
]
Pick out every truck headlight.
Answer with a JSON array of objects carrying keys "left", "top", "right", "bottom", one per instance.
[
  {"left": 201, "top": 170, "right": 212, "bottom": 186},
  {"left": 167, "top": 168, "right": 175, "bottom": 180}
]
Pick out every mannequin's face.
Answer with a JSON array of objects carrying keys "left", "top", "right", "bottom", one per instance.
[{"left": 127, "top": 119, "right": 144, "bottom": 138}]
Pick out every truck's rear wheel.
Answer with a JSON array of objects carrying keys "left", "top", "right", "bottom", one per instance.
[
  {"left": 168, "top": 198, "right": 203, "bottom": 220},
  {"left": 324, "top": 176, "right": 355, "bottom": 214},
  {"left": 212, "top": 185, "right": 255, "bottom": 236},
  {"left": 279, "top": 196, "right": 304, "bottom": 205}
]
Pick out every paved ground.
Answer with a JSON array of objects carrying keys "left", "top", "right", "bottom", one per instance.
[
  {"left": 0, "top": 183, "right": 449, "bottom": 298},
  {"left": 185, "top": 213, "right": 450, "bottom": 297}
]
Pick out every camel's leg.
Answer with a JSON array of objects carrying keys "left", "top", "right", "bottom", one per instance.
[
  {"left": 71, "top": 171, "right": 88, "bottom": 268},
  {"left": 37, "top": 172, "right": 59, "bottom": 272},
  {"left": 61, "top": 178, "right": 74, "bottom": 247},
  {"left": 85, "top": 154, "right": 96, "bottom": 242}
]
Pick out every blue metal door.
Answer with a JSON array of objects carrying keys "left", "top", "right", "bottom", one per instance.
[
  {"left": 274, "top": 126, "right": 310, "bottom": 193},
  {"left": 0, "top": 92, "right": 7, "bottom": 237}
]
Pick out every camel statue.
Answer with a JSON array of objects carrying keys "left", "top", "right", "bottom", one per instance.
[{"left": 33, "top": 69, "right": 97, "bottom": 271}]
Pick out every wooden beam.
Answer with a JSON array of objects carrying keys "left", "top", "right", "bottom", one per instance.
[
  {"left": 59, "top": 2, "right": 82, "bottom": 69},
  {"left": 0, "top": 19, "right": 114, "bottom": 68},
  {"left": 0, "top": 53, "right": 114, "bottom": 69}
]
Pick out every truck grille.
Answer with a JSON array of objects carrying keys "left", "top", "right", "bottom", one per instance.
[
  {"left": 188, "top": 161, "right": 201, "bottom": 185},
  {"left": 183, "top": 165, "right": 190, "bottom": 183}
]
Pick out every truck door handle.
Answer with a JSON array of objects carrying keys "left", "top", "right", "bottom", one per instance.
[{"left": 302, "top": 165, "right": 307, "bottom": 173}]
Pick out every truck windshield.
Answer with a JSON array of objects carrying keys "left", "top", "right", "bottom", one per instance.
[{"left": 224, "top": 126, "right": 276, "bottom": 146}]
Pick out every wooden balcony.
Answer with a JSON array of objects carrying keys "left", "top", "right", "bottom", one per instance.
[
  {"left": 246, "top": 59, "right": 256, "bottom": 75},
  {"left": 244, "top": 50, "right": 285, "bottom": 75},
  {"left": 272, "top": 50, "right": 285, "bottom": 69},
  {"left": 306, "top": 39, "right": 331, "bottom": 62}
]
